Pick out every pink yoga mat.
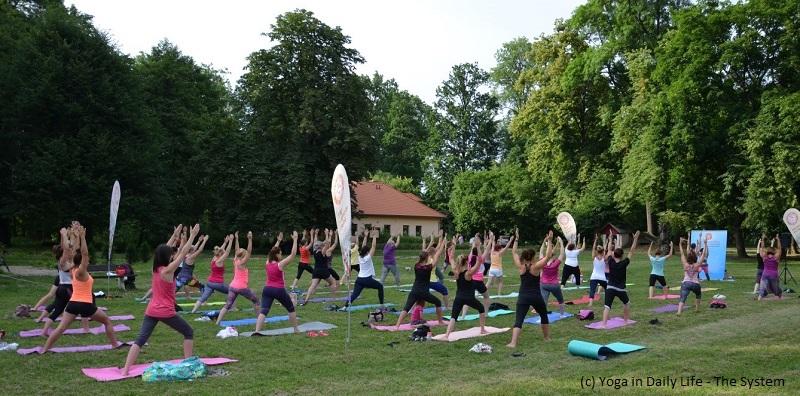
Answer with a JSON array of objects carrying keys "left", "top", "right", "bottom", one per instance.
[
  {"left": 20, "top": 324, "right": 130, "bottom": 338},
  {"left": 649, "top": 294, "right": 680, "bottom": 300},
  {"left": 370, "top": 320, "right": 445, "bottom": 332},
  {"left": 82, "top": 357, "right": 238, "bottom": 382},
  {"left": 550, "top": 295, "right": 596, "bottom": 306},
  {"left": 432, "top": 326, "right": 509, "bottom": 342},
  {"left": 17, "top": 341, "right": 134, "bottom": 355},
  {"left": 584, "top": 317, "right": 637, "bottom": 330},
  {"left": 57, "top": 315, "right": 134, "bottom": 322}
]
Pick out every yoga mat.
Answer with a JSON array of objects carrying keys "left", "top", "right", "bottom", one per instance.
[
  {"left": 239, "top": 321, "right": 336, "bottom": 337},
  {"left": 443, "top": 309, "right": 514, "bottom": 321},
  {"left": 370, "top": 320, "right": 445, "bottom": 332},
  {"left": 218, "top": 315, "right": 290, "bottom": 327},
  {"left": 20, "top": 324, "right": 130, "bottom": 338},
  {"left": 389, "top": 306, "right": 437, "bottom": 315},
  {"left": 551, "top": 295, "right": 594, "bottom": 306},
  {"left": 306, "top": 296, "right": 349, "bottom": 303},
  {"left": 561, "top": 286, "right": 589, "bottom": 291},
  {"left": 488, "top": 292, "right": 519, "bottom": 299},
  {"left": 337, "top": 303, "right": 395, "bottom": 312},
  {"left": 650, "top": 304, "right": 679, "bottom": 313},
  {"left": 82, "top": 357, "right": 237, "bottom": 382},
  {"left": 649, "top": 294, "right": 680, "bottom": 300},
  {"left": 567, "top": 340, "right": 646, "bottom": 360},
  {"left": 17, "top": 341, "right": 134, "bottom": 355},
  {"left": 524, "top": 312, "right": 574, "bottom": 325},
  {"left": 701, "top": 288, "right": 719, "bottom": 292},
  {"left": 177, "top": 301, "right": 224, "bottom": 308},
  {"left": 432, "top": 326, "right": 509, "bottom": 342},
  {"left": 584, "top": 317, "right": 637, "bottom": 330},
  {"left": 36, "top": 306, "right": 108, "bottom": 312},
  {"left": 57, "top": 315, "right": 134, "bottom": 322}
]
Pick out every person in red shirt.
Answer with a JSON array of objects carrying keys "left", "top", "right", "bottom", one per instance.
[{"left": 122, "top": 224, "right": 200, "bottom": 375}]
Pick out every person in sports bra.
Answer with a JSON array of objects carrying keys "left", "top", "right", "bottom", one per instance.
[
  {"left": 507, "top": 229, "right": 552, "bottom": 348},
  {"left": 191, "top": 234, "right": 233, "bottom": 313},
  {"left": 215, "top": 231, "right": 259, "bottom": 325},
  {"left": 677, "top": 237, "right": 707, "bottom": 315},
  {"left": 300, "top": 229, "right": 340, "bottom": 305},
  {"left": 122, "top": 224, "right": 201, "bottom": 375},
  {"left": 486, "top": 234, "right": 514, "bottom": 296},
  {"left": 256, "top": 231, "right": 300, "bottom": 332},
  {"left": 42, "top": 224, "right": 121, "bottom": 353}
]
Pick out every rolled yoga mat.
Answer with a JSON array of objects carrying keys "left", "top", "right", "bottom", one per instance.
[
  {"left": 524, "top": 312, "right": 574, "bottom": 325},
  {"left": 567, "top": 340, "right": 646, "bottom": 360},
  {"left": 443, "top": 309, "right": 514, "bottom": 321},
  {"left": 584, "top": 317, "right": 637, "bottom": 330},
  {"left": 18, "top": 341, "right": 134, "bottom": 355},
  {"left": 82, "top": 357, "right": 238, "bottom": 382},
  {"left": 219, "top": 315, "right": 290, "bottom": 327},
  {"left": 431, "top": 326, "right": 510, "bottom": 342},
  {"left": 239, "top": 321, "right": 337, "bottom": 337},
  {"left": 20, "top": 324, "right": 130, "bottom": 338}
]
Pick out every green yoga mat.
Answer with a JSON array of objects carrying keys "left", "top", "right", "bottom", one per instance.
[
  {"left": 177, "top": 301, "right": 224, "bottom": 308},
  {"left": 567, "top": 340, "right": 646, "bottom": 360},
  {"left": 443, "top": 309, "right": 514, "bottom": 321}
]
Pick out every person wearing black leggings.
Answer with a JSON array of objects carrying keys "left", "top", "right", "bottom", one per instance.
[
  {"left": 394, "top": 231, "right": 447, "bottom": 329},
  {"left": 507, "top": 229, "right": 552, "bottom": 348},
  {"left": 443, "top": 254, "right": 487, "bottom": 339},
  {"left": 346, "top": 228, "right": 385, "bottom": 307}
]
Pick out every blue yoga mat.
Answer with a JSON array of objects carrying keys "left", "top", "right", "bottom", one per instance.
[
  {"left": 219, "top": 315, "right": 290, "bottom": 327},
  {"left": 567, "top": 340, "right": 646, "bottom": 360},
  {"left": 524, "top": 311, "right": 574, "bottom": 325},
  {"left": 443, "top": 309, "right": 514, "bottom": 321}
]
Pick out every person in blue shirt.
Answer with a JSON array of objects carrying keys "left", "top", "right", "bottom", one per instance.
[{"left": 648, "top": 241, "right": 673, "bottom": 299}]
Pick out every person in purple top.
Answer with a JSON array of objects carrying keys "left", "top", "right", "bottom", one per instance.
[
  {"left": 381, "top": 234, "right": 401, "bottom": 286},
  {"left": 758, "top": 234, "right": 783, "bottom": 300}
]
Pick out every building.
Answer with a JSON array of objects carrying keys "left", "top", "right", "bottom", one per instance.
[{"left": 352, "top": 181, "right": 445, "bottom": 237}]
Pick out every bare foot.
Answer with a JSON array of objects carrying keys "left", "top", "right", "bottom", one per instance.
[
  {"left": 480, "top": 329, "right": 489, "bottom": 335},
  {"left": 438, "top": 320, "right": 445, "bottom": 325},
  {"left": 506, "top": 343, "right": 516, "bottom": 348}
]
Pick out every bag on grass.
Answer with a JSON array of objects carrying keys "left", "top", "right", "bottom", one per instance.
[
  {"left": 367, "top": 309, "right": 384, "bottom": 323},
  {"left": 142, "top": 356, "right": 207, "bottom": 382},
  {"left": 469, "top": 343, "right": 492, "bottom": 353},
  {"left": 216, "top": 326, "right": 238, "bottom": 339},
  {"left": 14, "top": 305, "right": 31, "bottom": 318},
  {"left": 577, "top": 309, "right": 594, "bottom": 321},
  {"left": 488, "top": 302, "right": 509, "bottom": 311},
  {"left": 410, "top": 325, "right": 430, "bottom": 341}
]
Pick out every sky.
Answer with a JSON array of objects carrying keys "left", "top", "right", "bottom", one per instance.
[{"left": 67, "top": 0, "right": 585, "bottom": 104}]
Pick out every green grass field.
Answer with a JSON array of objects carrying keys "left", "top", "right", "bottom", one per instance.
[{"left": 1, "top": 249, "right": 799, "bottom": 395}]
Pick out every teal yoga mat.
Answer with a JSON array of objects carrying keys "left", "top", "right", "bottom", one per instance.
[
  {"left": 239, "top": 321, "right": 336, "bottom": 337},
  {"left": 337, "top": 303, "right": 395, "bottom": 312},
  {"left": 524, "top": 311, "right": 574, "bottom": 325},
  {"left": 567, "top": 340, "right": 646, "bottom": 360},
  {"left": 443, "top": 309, "right": 514, "bottom": 321}
]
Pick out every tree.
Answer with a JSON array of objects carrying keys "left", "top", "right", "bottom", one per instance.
[
  {"left": 236, "top": 9, "right": 375, "bottom": 230},
  {"left": 368, "top": 171, "right": 419, "bottom": 195},
  {"left": 491, "top": 37, "right": 533, "bottom": 116},
  {"left": 423, "top": 63, "right": 500, "bottom": 210}
]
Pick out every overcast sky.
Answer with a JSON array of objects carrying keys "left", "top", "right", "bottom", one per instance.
[{"left": 67, "top": 0, "right": 585, "bottom": 104}]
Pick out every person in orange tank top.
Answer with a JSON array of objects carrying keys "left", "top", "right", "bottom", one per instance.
[
  {"left": 290, "top": 229, "right": 316, "bottom": 291},
  {"left": 41, "top": 224, "right": 121, "bottom": 353}
]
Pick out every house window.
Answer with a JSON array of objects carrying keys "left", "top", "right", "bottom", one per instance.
[
  {"left": 415, "top": 225, "right": 422, "bottom": 237},
  {"left": 403, "top": 225, "right": 409, "bottom": 236},
  {"left": 364, "top": 224, "right": 371, "bottom": 232},
  {"left": 351, "top": 224, "right": 357, "bottom": 236},
  {"left": 383, "top": 225, "right": 391, "bottom": 235}
]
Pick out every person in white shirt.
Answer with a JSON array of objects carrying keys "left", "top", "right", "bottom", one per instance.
[
  {"left": 561, "top": 235, "right": 585, "bottom": 286},
  {"left": 344, "top": 228, "right": 384, "bottom": 308},
  {"left": 587, "top": 234, "right": 607, "bottom": 307}
]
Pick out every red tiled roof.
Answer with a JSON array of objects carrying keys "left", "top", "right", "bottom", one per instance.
[{"left": 354, "top": 181, "right": 446, "bottom": 218}]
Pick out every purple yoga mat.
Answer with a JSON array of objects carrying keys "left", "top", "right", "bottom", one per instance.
[
  {"left": 56, "top": 315, "right": 134, "bottom": 322},
  {"left": 19, "top": 324, "right": 130, "bottom": 338},
  {"left": 82, "top": 357, "right": 238, "bottom": 382},
  {"left": 650, "top": 304, "right": 679, "bottom": 313},
  {"left": 306, "top": 296, "right": 349, "bottom": 303},
  {"left": 584, "top": 317, "right": 637, "bottom": 330},
  {"left": 17, "top": 341, "right": 134, "bottom": 355}
]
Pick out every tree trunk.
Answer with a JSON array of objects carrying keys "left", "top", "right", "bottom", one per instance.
[
  {"left": 732, "top": 219, "right": 748, "bottom": 258},
  {"left": 0, "top": 217, "right": 9, "bottom": 245},
  {"left": 645, "top": 202, "right": 653, "bottom": 235}
]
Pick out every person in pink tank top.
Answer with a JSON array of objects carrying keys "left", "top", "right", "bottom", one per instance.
[
  {"left": 191, "top": 233, "right": 234, "bottom": 313},
  {"left": 460, "top": 233, "right": 493, "bottom": 319},
  {"left": 256, "top": 231, "right": 300, "bottom": 333},
  {"left": 122, "top": 224, "right": 201, "bottom": 375},
  {"left": 215, "top": 231, "right": 258, "bottom": 325},
  {"left": 540, "top": 236, "right": 566, "bottom": 317}
]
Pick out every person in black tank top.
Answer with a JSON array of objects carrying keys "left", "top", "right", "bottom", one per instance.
[
  {"left": 394, "top": 234, "right": 447, "bottom": 329},
  {"left": 442, "top": 254, "right": 487, "bottom": 339},
  {"left": 507, "top": 229, "right": 552, "bottom": 348}
]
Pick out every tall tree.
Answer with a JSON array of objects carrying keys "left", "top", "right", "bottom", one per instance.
[
  {"left": 237, "top": 9, "right": 375, "bottom": 230},
  {"left": 423, "top": 63, "right": 500, "bottom": 210}
]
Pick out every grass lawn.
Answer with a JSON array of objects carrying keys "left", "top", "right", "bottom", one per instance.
[{"left": 1, "top": 248, "right": 799, "bottom": 395}]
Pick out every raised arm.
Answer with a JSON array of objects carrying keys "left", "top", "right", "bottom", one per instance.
[
  {"left": 511, "top": 228, "right": 522, "bottom": 270},
  {"left": 362, "top": 230, "right": 369, "bottom": 248},
  {"left": 166, "top": 225, "right": 181, "bottom": 247},
  {"left": 538, "top": 238, "right": 546, "bottom": 259},
  {"left": 189, "top": 235, "right": 209, "bottom": 260},
  {"left": 274, "top": 232, "right": 284, "bottom": 248},
  {"left": 678, "top": 238, "right": 688, "bottom": 266},
  {"left": 278, "top": 231, "right": 299, "bottom": 270},
  {"left": 243, "top": 231, "right": 253, "bottom": 262},
  {"left": 499, "top": 235, "right": 513, "bottom": 255},
  {"left": 648, "top": 242, "right": 654, "bottom": 257},
  {"left": 76, "top": 226, "right": 90, "bottom": 275},
  {"left": 394, "top": 234, "right": 401, "bottom": 249},
  {"left": 592, "top": 234, "right": 598, "bottom": 254},
  {"left": 665, "top": 241, "right": 674, "bottom": 260},
  {"left": 368, "top": 228, "right": 378, "bottom": 257},
  {"left": 774, "top": 234, "right": 782, "bottom": 261},
  {"left": 627, "top": 231, "right": 641, "bottom": 259},
  {"left": 532, "top": 234, "right": 554, "bottom": 271},
  {"left": 578, "top": 236, "right": 586, "bottom": 253},
  {"left": 325, "top": 232, "right": 338, "bottom": 256},
  {"left": 234, "top": 231, "right": 240, "bottom": 254},
  {"left": 163, "top": 224, "right": 200, "bottom": 279},
  {"left": 557, "top": 237, "right": 565, "bottom": 262},
  {"left": 482, "top": 232, "right": 494, "bottom": 263}
]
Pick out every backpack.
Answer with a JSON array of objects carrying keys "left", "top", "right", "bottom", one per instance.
[
  {"left": 367, "top": 309, "right": 384, "bottom": 323},
  {"left": 488, "top": 302, "right": 509, "bottom": 311},
  {"left": 410, "top": 324, "right": 430, "bottom": 341},
  {"left": 14, "top": 305, "right": 31, "bottom": 318}
]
